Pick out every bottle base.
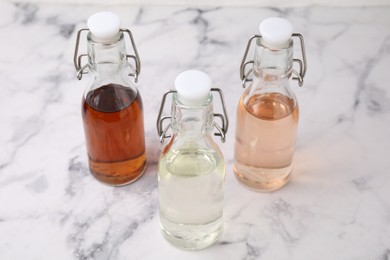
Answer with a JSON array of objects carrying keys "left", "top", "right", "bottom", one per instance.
[
  {"left": 233, "top": 163, "right": 292, "bottom": 192},
  {"left": 159, "top": 215, "right": 223, "bottom": 250},
  {"left": 89, "top": 153, "right": 146, "bottom": 186}
]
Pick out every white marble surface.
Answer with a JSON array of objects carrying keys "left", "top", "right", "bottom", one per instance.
[
  {"left": 1, "top": 2, "right": 390, "bottom": 260},
  {"left": 11, "top": 0, "right": 390, "bottom": 7}
]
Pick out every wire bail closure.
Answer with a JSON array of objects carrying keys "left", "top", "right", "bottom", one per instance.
[
  {"left": 73, "top": 28, "right": 141, "bottom": 82},
  {"left": 156, "top": 88, "right": 229, "bottom": 144},
  {"left": 239, "top": 33, "right": 307, "bottom": 88}
]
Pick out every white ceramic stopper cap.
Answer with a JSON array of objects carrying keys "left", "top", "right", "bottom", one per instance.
[
  {"left": 259, "top": 17, "right": 293, "bottom": 50},
  {"left": 87, "top": 12, "right": 121, "bottom": 42},
  {"left": 174, "top": 70, "right": 212, "bottom": 106}
]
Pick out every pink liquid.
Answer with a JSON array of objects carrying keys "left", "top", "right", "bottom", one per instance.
[{"left": 234, "top": 93, "right": 299, "bottom": 191}]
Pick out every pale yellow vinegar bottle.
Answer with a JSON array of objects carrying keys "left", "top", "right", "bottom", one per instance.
[
  {"left": 234, "top": 18, "right": 307, "bottom": 191},
  {"left": 156, "top": 70, "right": 229, "bottom": 250}
]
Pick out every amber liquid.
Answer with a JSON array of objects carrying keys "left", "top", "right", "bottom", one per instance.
[
  {"left": 234, "top": 93, "right": 299, "bottom": 191},
  {"left": 82, "top": 83, "right": 146, "bottom": 186}
]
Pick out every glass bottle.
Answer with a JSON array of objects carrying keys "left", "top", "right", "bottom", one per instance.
[
  {"left": 73, "top": 12, "right": 146, "bottom": 186},
  {"left": 156, "top": 70, "right": 228, "bottom": 250},
  {"left": 234, "top": 18, "right": 307, "bottom": 191}
]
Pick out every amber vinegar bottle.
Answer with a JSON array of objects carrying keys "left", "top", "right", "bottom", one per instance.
[
  {"left": 234, "top": 18, "right": 307, "bottom": 191},
  {"left": 74, "top": 12, "right": 145, "bottom": 186}
]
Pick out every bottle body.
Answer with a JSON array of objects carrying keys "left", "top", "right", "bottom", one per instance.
[
  {"left": 82, "top": 84, "right": 145, "bottom": 185},
  {"left": 234, "top": 37, "right": 298, "bottom": 191},
  {"left": 158, "top": 138, "right": 225, "bottom": 250},
  {"left": 82, "top": 32, "right": 146, "bottom": 186},
  {"left": 158, "top": 92, "right": 225, "bottom": 250},
  {"left": 234, "top": 82, "right": 298, "bottom": 191}
]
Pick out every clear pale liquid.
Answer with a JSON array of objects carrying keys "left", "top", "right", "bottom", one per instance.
[
  {"left": 234, "top": 93, "right": 299, "bottom": 191},
  {"left": 158, "top": 145, "right": 225, "bottom": 250}
]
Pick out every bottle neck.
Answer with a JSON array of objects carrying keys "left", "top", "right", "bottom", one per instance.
[
  {"left": 87, "top": 32, "right": 128, "bottom": 78},
  {"left": 171, "top": 93, "right": 214, "bottom": 140},
  {"left": 245, "top": 38, "right": 297, "bottom": 107},
  {"left": 254, "top": 38, "right": 293, "bottom": 81}
]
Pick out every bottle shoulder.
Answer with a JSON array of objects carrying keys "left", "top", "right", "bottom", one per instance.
[
  {"left": 161, "top": 136, "right": 224, "bottom": 160},
  {"left": 83, "top": 82, "right": 142, "bottom": 112},
  {"left": 159, "top": 140, "right": 225, "bottom": 177},
  {"left": 242, "top": 77, "right": 297, "bottom": 102}
]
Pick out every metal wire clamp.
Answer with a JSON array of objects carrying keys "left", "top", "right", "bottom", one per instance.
[
  {"left": 73, "top": 28, "right": 141, "bottom": 82},
  {"left": 156, "top": 88, "right": 229, "bottom": 144},
  {"left": 239, "top": 33, "right": 307, "bottom": 88}
]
